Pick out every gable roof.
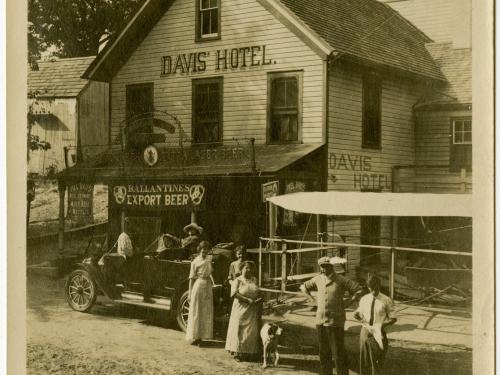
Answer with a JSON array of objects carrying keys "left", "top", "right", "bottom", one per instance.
[
  {"left": 424, "top": 43, "right": 472, "bottom": 104},
  {"left": 278, "top": 0, "right": 444, "bottom": 81},
  {"left": 28, "top": 56, "right": 96, "bottom": 98},
  {"left": 83, "top": 0, "right": 445, "bottom": 82}
]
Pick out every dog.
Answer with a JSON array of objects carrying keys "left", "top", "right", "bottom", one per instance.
[{"left": 260, "top": 323, "right": 283, "bottom": 368}]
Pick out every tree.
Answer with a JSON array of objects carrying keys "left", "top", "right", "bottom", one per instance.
[{"left": 28, "top": 0, "right": 145, "bottom": 59}]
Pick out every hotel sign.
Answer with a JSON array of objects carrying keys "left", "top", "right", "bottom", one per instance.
[
  {"left": 112, "top": 183, "right": 206, "bottom": 209},
  {"left": 161, "top": 45, "right": 276, "bottom": 75}
]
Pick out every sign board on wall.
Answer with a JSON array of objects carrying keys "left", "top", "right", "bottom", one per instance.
[
  {"left": 112, "top": 183, "right": 206, "bottom": 210},
  {"left": 262, "top": 181, "right": 279, "bottom": 203},
  {"left": 328, "top": 153, "right": 391, "bottom": 191},
  {"left": 67, "top": 183, "right": 94, "bottom": 223}
]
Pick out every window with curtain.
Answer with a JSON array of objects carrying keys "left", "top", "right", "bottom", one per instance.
[
  {"left": 268, "top": 72, "right": 302, "bottom": 143},
  {"left": 192, "top": 77, "right": 223, "bottom": 144}
]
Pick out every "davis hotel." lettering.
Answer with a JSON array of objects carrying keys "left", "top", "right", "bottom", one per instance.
[{"left": 161, "top": 45, "right": 275, "bottom": 75}]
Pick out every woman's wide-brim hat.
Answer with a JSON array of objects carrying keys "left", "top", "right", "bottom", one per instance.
[{"left": 183, "top": 223, "right": 203, "bottom": 235}]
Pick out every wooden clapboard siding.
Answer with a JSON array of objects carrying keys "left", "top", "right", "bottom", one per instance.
[
  {"left": 28, "top": 98, "right": 77, "bottom": 175},
  {"left": 327, "top": 65, "right": 423, "bottom": 192},
  {"left": 412, "top": 108, "right": 472, "bottom": 193},
  {"left": 326, "top": 65, "right": 423, "bottom": 270},
  {"left": 78, "top": 81, "right": 110, "bottom": 158},
  {"left": 110, "top": 0, "right": 325, "bottom": 145}
]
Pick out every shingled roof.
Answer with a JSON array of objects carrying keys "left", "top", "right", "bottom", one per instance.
[
  {"left": 424, "top": 43, "right": 472, "bottom": 105},
  {"left": 84, "top": 0, "right": 444, "bottom": 82},
  {"left": 28, "top": 56, "right": 96, "bottom": 98},
  {"left": 278, "top": 0, "right": 444, "bottom": 81}
]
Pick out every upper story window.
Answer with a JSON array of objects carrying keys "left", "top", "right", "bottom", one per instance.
[
  {"left": 125, "top": 83, "right": 154, "bottom": 150},
  {"left": 268, "top": 72, "right": 302, "bottom": 144},
  {"left": 192, "top": 77, "right": 223, "bottom": 144},
  {"left": 126, "top": 83, "right": 154, "bottom": 121},
  {"left": 450, "top": 118, "right": 472, "bottom": 172},
  {"left": 196, "top": 0, "right": 220, "bottom": 41},
  {"left": 362, "top": 72, "right": 382, "bottom": 149}
]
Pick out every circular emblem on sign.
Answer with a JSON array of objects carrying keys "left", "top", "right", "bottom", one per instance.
[
  {"left": 189, "top": 185, "right": 205, "bottom": 205},
  {"left": 143, "top": 145, "right": 159, "bottom": 167},
  {"left": 113, "top": 186, "right": 127, "bottom": 204}
]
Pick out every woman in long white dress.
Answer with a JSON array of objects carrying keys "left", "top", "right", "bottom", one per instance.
[
  {"left": 225, "top": 261, "right": 262, "bottom": 361},
  {"left": 185, "top": 241, "right": 214, "bottom": 345}
]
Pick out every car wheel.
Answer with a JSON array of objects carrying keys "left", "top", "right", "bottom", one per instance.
[
  {"left": 176, "top": 290, "right": 189, "bottom": 332},
  {"left": 66, "top": 269, "right": 97, "bottom": 312}
]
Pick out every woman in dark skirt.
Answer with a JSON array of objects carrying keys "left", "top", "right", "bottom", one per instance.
[{"left": 354, "top": 275, "right": 397, "bottom": 375}]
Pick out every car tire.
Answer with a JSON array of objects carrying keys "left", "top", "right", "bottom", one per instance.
[
  {"left": 66, "top": 269, "right": 97, "bottom": 312},
  {"left": 176, "top": 290, "right": 189, "bottom": 332}
]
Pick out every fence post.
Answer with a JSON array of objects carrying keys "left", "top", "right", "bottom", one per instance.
[
  {"left": 57, "top": 179, "right": 66, "bottom": 274},
  {"left": 258, "top": 239, "right": 262, "bottom": 287},
  {"left": 281, "top": 241, "right": 287, "bottom": 294},
  {"left": 390, "top": 248, "right": 395, "bottom": 300},
  {"left": 460, "top": 168, "right": 466, "bottom": 193}
]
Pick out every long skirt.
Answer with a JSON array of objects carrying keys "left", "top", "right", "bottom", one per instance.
[
  {"left": 186, "top": 278, "right": 213, "bottom": 343},
  {"left": 359, "top": 326, "right": 389, "bottom": 375},
  {"left": 225, "top": 299, "right": 260, "bottom": 354}
]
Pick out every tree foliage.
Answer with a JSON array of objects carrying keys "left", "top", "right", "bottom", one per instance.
[{"left": 28, "top": 0, "right": 145, "bottom": 59}]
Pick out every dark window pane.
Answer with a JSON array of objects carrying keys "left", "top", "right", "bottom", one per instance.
[
  {"left": 201, "top": 11, "right": 211, "bottom": 35},
  {"left": 454, "top": 121, "right": 463, "bottom": 132},
  {"left": 455, "top": 132, "right": 463, "bottom": 143},
  {"left": 362, "top": 73, "right": 381, "bottom": 148},
  {"left": 286, "top": 79, "right": 298, "bottom": 107},
  {"left": 201, "top": 0, "right": 209, "bottom": 9},
  {"left": 463, "top": 132, "right": 472, "bottom": 143},
  {"left": 193, "top": 80, "right": 221, "bottom": 143},
  {"left": 211, "top": 9, "right": 218, "bottom": 34},
  {"left": 210, "top": 0, "right": 217, "bottom": 7},
  {"left": 464, "top": 120, "right": 472, "bottom": 131}
]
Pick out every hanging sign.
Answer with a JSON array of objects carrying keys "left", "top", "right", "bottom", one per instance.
[
  {"left": 262, "top": 181, "right": 279, "bottom": 203},
  {"left": 112, "top": 183, "right": 206, "bottom": 209},
  {"left": 67, "top": 183, "right": 94, "bottom": 223}
]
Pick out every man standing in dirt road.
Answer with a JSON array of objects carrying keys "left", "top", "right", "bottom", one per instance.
[{"left": 300, "top": 257, "right": 363, "bottom": 375}]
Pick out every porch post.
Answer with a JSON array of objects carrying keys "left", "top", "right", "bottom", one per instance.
[
  {"left": 57, "top": 179, "right": 66, "bottom": 266},
  {"left": 390, "top": 217, "right": 398, "bottom": 300},
  {"left": 281, "top": 241, "right": 287, "bottom": 294},
  {"left": 120, "top": 209, "right": 126, "bottom": 232}
]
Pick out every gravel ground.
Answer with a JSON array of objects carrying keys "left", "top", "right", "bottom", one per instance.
[{"left": 27, "top": 273, "right": 322, "bottom": 375}]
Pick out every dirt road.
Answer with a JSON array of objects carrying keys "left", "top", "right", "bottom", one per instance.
[{"left": 27, "top": 273, "right": 322, "bottom": 375}]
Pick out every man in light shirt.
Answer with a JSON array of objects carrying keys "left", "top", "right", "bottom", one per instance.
[
  {"left": 300, "top": 256, "right": 363, "bottom": 375},
  {"left": 117, "top": 229, "right": 134, "bottom": 258},
  {"left": 354, "top": 275, "right": 397, "bottom": 375}
]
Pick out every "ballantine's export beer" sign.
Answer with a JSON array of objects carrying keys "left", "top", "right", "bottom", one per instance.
[{"left": 112, "top": 183, "right": 206, "bottom": 209}]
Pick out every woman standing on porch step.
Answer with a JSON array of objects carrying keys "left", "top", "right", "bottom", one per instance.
[{"left": 186, "top": 241, "right": 214, "bottom": 345}]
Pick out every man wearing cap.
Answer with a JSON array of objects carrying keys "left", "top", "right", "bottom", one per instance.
[{"left": 300, "top": 256, "right": 363, "bottom": 375}]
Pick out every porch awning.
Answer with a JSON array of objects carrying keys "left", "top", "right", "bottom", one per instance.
[
  {"left": 267, "top": 192, "right": 472, "bottom": 217},
  {"left": 61, "top": 143, "right": 324, "bottom": 182}
]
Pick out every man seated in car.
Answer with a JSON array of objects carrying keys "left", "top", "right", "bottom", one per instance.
[
  {"left": 102, "top": 226, "right": 134, "bottom": 288},
  {"left": 161, "top": 222, "right": 203, "bottom": 259}
]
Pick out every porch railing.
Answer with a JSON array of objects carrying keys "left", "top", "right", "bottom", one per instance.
[{"left": 249, "top": 237, "right": 472, "bottom": 302}]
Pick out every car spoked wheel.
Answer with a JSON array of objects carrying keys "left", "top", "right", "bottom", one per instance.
[
  {"left": 176, "top": 291, "right": 190, "bottom": 332},
  {"left": 66, "top": 269, "right": 97, "bottom": 312}
]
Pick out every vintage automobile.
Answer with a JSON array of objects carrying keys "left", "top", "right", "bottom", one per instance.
[{"left": 64, "top": 236, "right": 233, "bottom": 332}]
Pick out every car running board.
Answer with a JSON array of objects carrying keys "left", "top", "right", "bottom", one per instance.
[{"left": 114, "top": 292, "right": 172, "bottom": 311}]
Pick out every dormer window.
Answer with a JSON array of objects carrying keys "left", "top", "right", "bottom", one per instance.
[{"left": 196, "top": 0, "right": 220, "bottom": 41}]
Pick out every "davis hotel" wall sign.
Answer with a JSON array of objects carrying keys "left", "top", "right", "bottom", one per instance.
[{"left": 161, "top": 45, "right": 276, "bottom": 75}]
